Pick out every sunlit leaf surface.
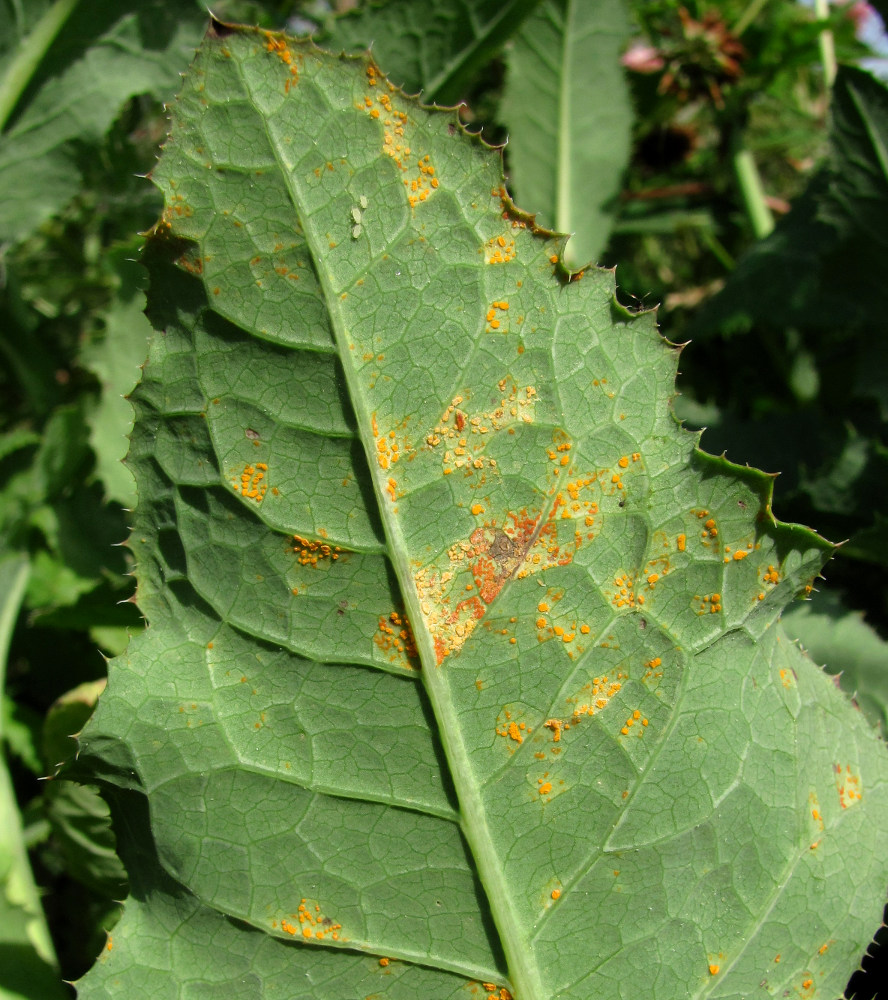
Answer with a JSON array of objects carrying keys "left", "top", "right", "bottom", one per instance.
[{"left": 77, "top": 23, "right": 888, "bottom": 1000}]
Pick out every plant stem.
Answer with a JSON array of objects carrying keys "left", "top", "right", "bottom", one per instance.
[
  {"left": 732, "top": 0, "right": 771, "bottom": 37},
  {"left": 700, "top": 229, "right": 735, "bottom": 271},
  {"left": 0, "top": 0, "right": 80, "bottom": 132},
  {"left": 814, "top": 0, "right": 837, "bottom": 90},
  {"left": 732, "top": 146, "right": 774, "bottom": 240}
]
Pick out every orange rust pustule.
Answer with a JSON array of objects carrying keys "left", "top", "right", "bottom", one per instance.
[
  {"left": 481, "top": 984, "right": 514, "bottom": 1000},
  {"left": 292, "top": 535, "right": 342, "bottom": 566},
  {"left": 415, "top": 509, "right": 546, "bottom": 664},
  {"left": 264, "top": 32, "right": 299, "bottom": 90},
  {"left": 469, "top": 509, "right": 541, "bottom": 604},
  {"left": 232, "top": 463, "right": 268, "bottom": 503},
  {"left": 375, "top": 610, "right": 419, "bottom": 664},
  {"left": 278, "top": 898, "right": 342, "bottom": 941}
]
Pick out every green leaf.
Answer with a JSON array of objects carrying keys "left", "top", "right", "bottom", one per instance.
[
  {"left": 0, "top": 428, "right": 41, "bottom": 466},
  {"left": 0, "top": 1, "right": 206, "bottom": 244},
  {"left": 501, "top": 0, "right": 633, "bottom": 265},
  {"left": 78, "top": 23, "right": 888, "bottom": 999},
  {"left": 76, "top": 786, "right": 471, "bottom": 999},
  {"left": 694, "top": 66, "right": 888, "bottom": 339},
  {"left": 1, "top": 693, "right": 43, "bottom": 775},
  {"left": 44, "top": 781, "right": 128, "bottom": 898},
  {"left": 80, "top": 249, "right": 150, "bottom": 509},
  {"left": 0, "top": 552, "right": 69, "bottom": 1000},
  {"left": 43, "top": 679, "right": 107, "bottom": 773},
  {"left": 319, "top": 0, "right": 542, "bottom": 104},
  {"left": 783, "top": 590, "right": 888, "bottom": 736}
]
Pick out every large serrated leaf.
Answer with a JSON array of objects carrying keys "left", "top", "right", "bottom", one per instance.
[
  {"left": 76, "top": 22, "right": 888, "bottom": 1000},
  {"left": 501, "top": 0, "right": 633, "bottom": 266}
]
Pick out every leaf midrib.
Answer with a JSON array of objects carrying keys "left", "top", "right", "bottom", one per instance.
[{"left": 229, "top": 37, "right": 546, "bottom": 998}]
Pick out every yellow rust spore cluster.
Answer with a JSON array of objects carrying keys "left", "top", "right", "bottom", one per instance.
[
  {"left": 514, "top": 502, "right": 585, "bottom": 584},
  {"left": 414, "top": 510, "right": 540, "bottom": 664},
  {"left": 373, "top": 423, "right": 407, "bottom": 471},
  {"left": 609, "top": 452, "right": 640, "bottom": 491},
  {"left": 424, "top": 382, "right": 537, "bottom": 477},
  {"left": 161, "top": 189, "right": 193, "bottom": 226},
  {"left": 481, "top": 985, "right": 513, "bottom": 1000},
  {"left": 495, "top": 708, "right": 531, "bottom": 746},
  {"left": 835, "top": 763, "right": 862, "bottom": 809},
  {"left": 538, "top": 675, "right": 624, "bottom": 747},
  {"left": 619, "top": 708, "right": 649, "bottom": 737},
  {"left": 690, "top": 507, "right": 770, "bottom": 573},
  {"left": 482, "top": 185, "right": 540, "bottom": 264},
  {"left": 643, "top": 657, "right": 663, "bottom": 682},
  {"left": 485, "top": 300, "right": 510, "bottom": 332},
  {"left": 535, "top": 449, "right": 643, "bottom": 567},
  {"left": 277, "top": 899, "right": 342, "bottom": 941},
  {"left": 485, "top": 233, "right": 515, "bottom": 264},
  {"left": 568, "top": 675, "right": 623, "bottom": 723},
  {"left": 610, "top": 572, "right": 641, "bottom": 610},
  {"left": 360, "top": 65, "right": 438, "bottom": 208},
  {"left": 264, "top": 33, "right": 299, "bottom": 91},
  {"left": 693, "top": 592, "right": 723, "bottom": 615},
  {"left": 292, "top": 534, "right": 342, "bottom": 566},
  {"left": 232, "top": 463, "right": 268, "bottom": 503},
  {"left": 375, "top": 610, "right": 418, "bottom": 665},
  {"left": 534, "top": 599, "right": 594, "bottom": 660}
]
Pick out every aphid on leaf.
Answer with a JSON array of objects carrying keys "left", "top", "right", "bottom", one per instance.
[{"left": 350, "top": 199, "right": 367, "bottom": 240}]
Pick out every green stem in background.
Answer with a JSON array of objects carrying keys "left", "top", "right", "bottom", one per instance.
[
  {"left": 732, "top": 0, "right": 771, "bottom": 37},
  {"left": 0, "top": 554, "right": 60, "bottom": 972},
  {"left": 700, "top": 228, "right": 735, "bottom": 271},
  {"left": 732, "top": 146, "right": 775, "bottom": 240},
  {"left": 814, "top": 0, "right": 837, "bottom": 90},
  {"left": 0, "top": 0, "right": 80, "bottom": 132}
]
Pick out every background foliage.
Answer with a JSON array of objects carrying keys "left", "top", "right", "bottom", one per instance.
[{"left": 1, "top": 0, "right": 886, "bottom": 996}]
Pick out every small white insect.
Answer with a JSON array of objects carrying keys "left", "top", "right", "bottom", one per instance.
[{"left": 350, "top": 196, "right": 368, "bottom": 239}]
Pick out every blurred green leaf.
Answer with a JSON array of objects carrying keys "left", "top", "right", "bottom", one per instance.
[
  {"left": 25, "top": 549, "right": 99, "bottom": 611},
  {"left": 1, "top": 693, "right": 43, "bottom": 775},
  {"left": 319, "top": 0, "right": 542, "bottom": 104},
  {"left": 501, "top": 0, "right": 633, "bottom": 265},
  {"left": 0, "top": 1, "right": 206, "bottom": 244},
  {"left": 0, "top": 429, "right": 41, "bottom": 465},
  {"left": 44, "top": 780, "right": 127, "bottom": 898},
  {"left": 87, "top": 627, "right": 134, "bottom": 659},
  {"left": 1, "top": 551, "right": 69, "bottom": 999},
  {"left": 32, "top": 404, "right": 91, "bottom": 501},
  {"left": 0, "top": 0, "right": 53, "bottom": 80},
  {"left": 43, "top": 679, "right": 105, "bottom": 773},
  {"left": 694, "top": 66, "right": 888, "bottom": 339},
  {"left": 0, "top": 884, "right": 69, "bottom": 1000},
  {"left": 80, "top": 249, "right": 149, "bottom": 509},
  {"left": 844, "top": 511, "right": 888, "bottom": 566},
  {"left": 783, "top": 589, "right": 888, "bottom": 735}
]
